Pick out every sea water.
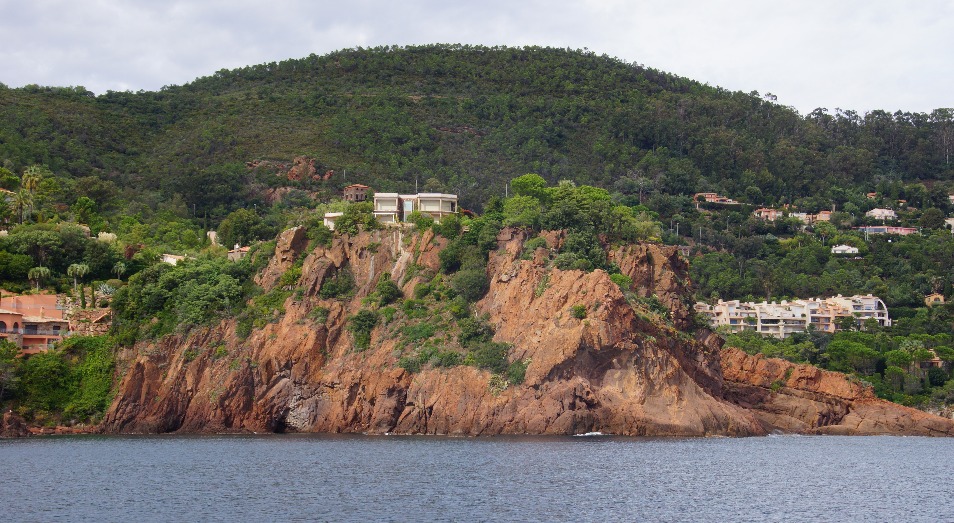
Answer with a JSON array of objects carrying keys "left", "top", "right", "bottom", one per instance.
[{"left": 1, "top": 433, "right": 951, "bottom": 522}]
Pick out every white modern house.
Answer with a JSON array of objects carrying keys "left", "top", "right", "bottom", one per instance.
[
  {"left": 831, "top": 244, "right": 860, "bottom": 255},
  {"left": 695, "top": 294, "right": 891, "bottom": 338},
  {"left": 372, "top": 192, "right": 458, "bottom": 224},
  {"left": 323, "top": 212, "right": 344, "bottom": 230},
  {"left": 324, "top": 191, "right": 460, "bottom": 230},
  {"left": 865, "top": 208, "right": 897, "bottom": 221}
]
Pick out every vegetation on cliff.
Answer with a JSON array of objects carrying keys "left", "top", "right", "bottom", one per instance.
[{"left": 0, "top": 336, "right": 115, "bottom": 425}]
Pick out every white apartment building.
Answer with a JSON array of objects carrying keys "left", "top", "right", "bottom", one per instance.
[{"left": 695, "top": 294, "right": 891, "bottom": 338}]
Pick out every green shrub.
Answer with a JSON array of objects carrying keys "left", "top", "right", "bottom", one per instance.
[
  {"left": 458, "top": 316, "right": 493, "bottom": 346},
  {"left": 414, "top": 282, "right": 432, "bottom": 299},
  {"left": 380, "top": 306, "right": 396, "bottom": 323},
  {"left": 306, "top": 222, "right": 334, "bottom": 247},
  {"left": 506, "top": 359, "right": 529, "bottom": 385},
  {"left": 451, "top": 269, "right": 489, "bottom": 303},
  {"left": 467, "top": 341, "right": 511, "bottom": 374},
  {"left": 406, "top": 211, "right": 435, "bottom": 232},
  {"left": 609, "top": 273, "right": 633, "bottom": 291},
  {"left": 397, "top": 356, "right": 421, "bottom": 373},
  {"left": 521, "top": 236, "right": 548, "bottom": 259},
  {"left": 571, "top": 304, "right": 587, "bottom": 319},
  {"left": 375, "top": 272, "right": 402, "bottom": 306},
  {"left": 402, "top": 299, "right": 429, "bottom": 318},
  {"left": 348, "top": 309, "right": 379, "bottom": 350},
  {"left": 278, "top": 266, "right": 302, "bottom": 288},
  {"left": 432, "top": 215, "right": 462, "bottom": 238},
  {"left": 402, "top": 322, "right": 437, "bottom": 343},
  {"left": 433, "top": 351, "right": 462, "bottom": 368},
  {"left": 319, "top": 267, "right": 355, "bottom": 299},
  {"left": 212, "top": 345, "right": 229, "bottom": 360}
]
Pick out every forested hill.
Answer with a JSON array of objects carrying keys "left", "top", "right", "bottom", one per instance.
[{"left": 1, "top": 44, "right": 953, "bottom": 216}]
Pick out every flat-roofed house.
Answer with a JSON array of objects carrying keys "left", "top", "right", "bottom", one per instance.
[
  {"left": 831, "top": 244, "right": 859, "bottom": 255},
  {"left": 323, "top": 212, "right": 343, "bottom": 230},
  {"left": 372, "top": 192, "right": 401, "bottom": 224},
  {"left": 372, "top": 192, "right": 458, "bottom": 224}
]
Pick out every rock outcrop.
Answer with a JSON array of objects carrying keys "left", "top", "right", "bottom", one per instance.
[
  {"left": 721, "top": 348, "right": 954, "bottom": 436},
  {"left": 100, "top": 228, "right": 954, "bottom": 437},
  {"left": 1, "top": 411, "right": 30, "bottom": 438}
]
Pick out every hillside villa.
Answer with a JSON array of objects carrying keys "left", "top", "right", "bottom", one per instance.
[
  {"left": 325, "top": 190, "right": 459, "bottom": 230},
  {"left": 343, "top": 184, "right": 371, "bottom": 202},
  {"left": 695, "top": 294, "right": 891, "bottom": 339},
  {"left": 753, "top": 207, "right": 832, "bottom": 224},
  {"left": 865, "top": 208, "right": 897, "bottom": 221},
  {"left": 925, "top": 293, "right": 945, "bottom": 307},
  {"left": 831, "top": 244, "right": 860, "bottom": 255},
  {"left": 0, "top": 294, "right": 70, "bottom": 353},
  {"left": 855, "top": 225, "right": 918, "bottom": 236},
  {"left": 694, "top": 192, "right": 740, "bottom": 206}
]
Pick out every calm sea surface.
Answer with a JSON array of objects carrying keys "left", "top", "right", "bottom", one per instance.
[{"left": 1, "top": 433, "right": 952, "bottom": 522}]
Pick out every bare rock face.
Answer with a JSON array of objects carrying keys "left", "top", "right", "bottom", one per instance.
[
  {"left": 721, "top": 348, "right": 954, "bottom": 436},
  {"left": 1, "top": 411, "right": 30, "bottom": 438},
  {"left": 100, "top": 228, "right": 954, "bottom": 438}
]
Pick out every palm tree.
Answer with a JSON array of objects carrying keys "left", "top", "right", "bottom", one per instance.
[
  {"left": 28, "top": 266, "right": 50, "bottom": 291},
  {"left": 112, "top": 261, "right": 127, "bottom": 280},
  {"left": 19, "top": 166, "right": 43, "bottom": 222},
  {"left": 68, "top": 263, "right": 90, "bottom": 297},
  {"left": 12, "top": 189, "right": 32, "bottom": 224}
]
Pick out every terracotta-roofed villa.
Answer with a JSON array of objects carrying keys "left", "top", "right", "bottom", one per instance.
[
  {"left": 0, "top": 294, "right": 70, "bottom": 353},
  {"left": 343, "top": 184, "right": 371, "bottom": 202}
]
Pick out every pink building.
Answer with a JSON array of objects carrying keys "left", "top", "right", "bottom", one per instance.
[{"left": 0, "top": 294, "right": 70, "bottom": 353}]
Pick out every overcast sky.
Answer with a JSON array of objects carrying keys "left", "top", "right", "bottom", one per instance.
[{"left": 2, "top": 0, "right": 952, "bottom": 115}]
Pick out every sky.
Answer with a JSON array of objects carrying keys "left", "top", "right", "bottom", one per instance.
[{"left": 1, "top": 0, "right": 952, "bottom": 115}]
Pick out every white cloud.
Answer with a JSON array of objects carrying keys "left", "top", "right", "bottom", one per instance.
[{"left": 1, "top": 0, "right": 952, "bottom": 114}]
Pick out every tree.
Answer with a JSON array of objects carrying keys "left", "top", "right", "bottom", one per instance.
[
  {"left": 813, "top": 221, "right": 837, "bottom": 245},
  {"left": 12, "top": 189, "right": 32, "bottom": 223},
  {"left": 112, "top": 261, "right": 127, "bottom": 280},
  {"left": 0, "top": 340, "right": 20, "bottom": 400},
  {"left": 510, "top": 174, "right": 548, "bottom": 201},
  {"left": 68, "top": 263, "right": 90, "bottom": 306},
  {"left": 67, "top": 263, "right": 89, "bottom": 294},
  {"left": 28, "top": 266, "right": 50, "bottom": 291},
  {"left": 919, "top": 208, "right": 945, "bottom": 230}
]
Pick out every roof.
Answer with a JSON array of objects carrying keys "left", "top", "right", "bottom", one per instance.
[{"left": 344, "top": 184, "right": 370, "bottom": 189}]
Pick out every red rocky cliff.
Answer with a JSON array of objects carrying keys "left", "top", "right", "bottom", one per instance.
[{"left": 100, "top": 228, "right": 954, "bottom": 437}]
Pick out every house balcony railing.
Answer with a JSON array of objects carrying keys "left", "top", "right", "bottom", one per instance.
[{"left": 0, "top": 328, "right": 68, "bottom": 336}]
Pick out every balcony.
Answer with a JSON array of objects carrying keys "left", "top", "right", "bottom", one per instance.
[{"left": 0, "top": 328, "right": 66, "bottom": 336}]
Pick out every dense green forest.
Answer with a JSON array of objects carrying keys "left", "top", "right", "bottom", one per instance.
[
  {"left": 1, "top": 45, "right": 953, "bottom": 418},
  {"left": 2, "top": 44, "right": 953, "bottom": 216}
]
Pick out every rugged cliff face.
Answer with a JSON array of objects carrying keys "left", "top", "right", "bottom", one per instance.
[
  {"left": 721, "top": 348, "right": 954, "bottom": 436},
  {"left": 100, "top": 228, "right": 954, "bottom": 437}
]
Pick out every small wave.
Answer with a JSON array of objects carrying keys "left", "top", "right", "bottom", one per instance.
[{"left": 573, "top": 431, "right": 610, "bottom": 437}]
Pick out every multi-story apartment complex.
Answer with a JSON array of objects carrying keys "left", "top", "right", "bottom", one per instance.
[{"left": 695, "top": 294, "right": 891, "bottom": 338}]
